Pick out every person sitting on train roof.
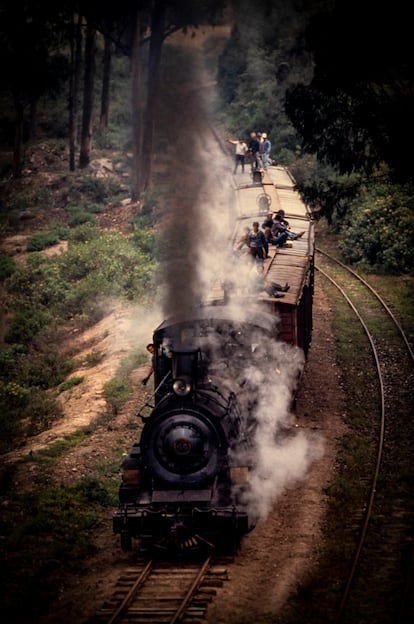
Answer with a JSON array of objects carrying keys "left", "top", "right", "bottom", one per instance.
[
  {"left": 226, "top": 137, "right": 248, "bottom": 174},
  {"left": 248, "top": 221, "right": 266, "bottom": 262},
  {"left": 262, "top": 213, "right": 274, "bottom": 257},
  {"left": 272, "top": 212, "right": 306, "bottom": 241},
  {"left": 247, "top": 263, "right": 288, "bottom": 297}
]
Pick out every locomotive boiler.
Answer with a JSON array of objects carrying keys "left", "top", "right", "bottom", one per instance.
[{"left": 113, "top": 306, "right": 280, "bottom": 554}]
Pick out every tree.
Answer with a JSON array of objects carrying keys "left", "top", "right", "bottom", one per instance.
[
  {"left": 130, "top": 0, "right": 226, "bottom": 198},
  {"left": 0, "top": 1, "right": 69, "bottom": 176},
  {"left": 69, "top": 9, "right": 83, "bottom": 171},
  {"left": 100, "top": 27, "right": 112, "bottom": 130},
  {"left": 285, "top": 0, "right": 414, "bottom": 182},
  {"left": 140, "top": 1, "right": 166, "bottom": 192},
  {"left": 79, "top": 15, "right": 96, "bottom": 168}
]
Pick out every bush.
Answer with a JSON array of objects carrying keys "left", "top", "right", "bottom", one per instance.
[
  {"left": 26, "top": 222, "right": 69, "bottom": 252},
  {"left": 339, "top": 182, "right": 414, "bottom": 273},
  {"left": 0, "top": 254, "right": 16, "bottom": 280},
  {"left": 4, "top": 308, "right": 51, "bottom": 344},
  {"left": 103, "top": 378, "right": 130, "bottom": 414}
]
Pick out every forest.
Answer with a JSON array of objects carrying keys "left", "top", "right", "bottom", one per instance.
[
  {"left": 1, "top": 0, "right": 413, "bottom": 273},
  {"left": 0, "top": 0, "right": 413, "bottom": 449},
  {"left": 0, "top": 3, "right": 413, "bottom": 620}
]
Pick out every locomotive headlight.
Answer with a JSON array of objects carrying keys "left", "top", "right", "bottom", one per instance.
[{"left": 172, "top": 378, "right": 192, "bottom": 396}]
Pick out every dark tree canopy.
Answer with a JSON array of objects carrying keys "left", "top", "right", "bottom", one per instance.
[{"left": 285, "top": 0, "right": 414, "bottom": 182}]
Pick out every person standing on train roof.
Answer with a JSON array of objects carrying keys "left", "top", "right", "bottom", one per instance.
[
  {"left": 247, "top": 132, "right": 261, "bottom": 170},
  {"left": 260, "top": 133, "right": 271, "bottom": 170},
  {"left": 248, "top": 221, "right": 266, "bottom": 262},
  {"left": 226, "top": 137, "right": 248, "bottom": 174}
]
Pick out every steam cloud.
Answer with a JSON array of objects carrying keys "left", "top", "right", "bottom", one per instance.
[{"left": 155, "top": 33, "right": 323, "bottom": 523}]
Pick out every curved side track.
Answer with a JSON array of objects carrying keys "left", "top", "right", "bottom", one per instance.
[
  {"left": 91, "top": 557, "right": 229, "bottom": 624},
  {"left": 316, "top": 248, "right": 414, "bottom": 624}
]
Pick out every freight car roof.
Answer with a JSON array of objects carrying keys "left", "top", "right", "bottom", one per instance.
[
  {"left": 202, "top": 165, "right": 314, "bottom": 311},
  {"left": 232, "top": 167, "right": 314, "bottom": 307}
]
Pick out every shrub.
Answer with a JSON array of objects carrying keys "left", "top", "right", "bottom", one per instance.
[
  {"left": 103, "top": 378, "right": 130, "bottom": 414},
  {"left": 339, "top": 182, "right": 414, "bottom": 273},
  {"left": 26, "top": 222, "right": 69, "bottom": 252},
  {"left": 57, "top": 376, "right": 84, "bottom": 393},
  {"left": 19, "top": 345, "right": 74, "bottom": 389},
  {"left": 67, "top": 209, "right": 96, "bottom": 227},
  {"left": 0, "top": 254, "right": 16, "bottom": 280},
  {"left": 4, "top": 308, "right": 51, "bottom": 344}
]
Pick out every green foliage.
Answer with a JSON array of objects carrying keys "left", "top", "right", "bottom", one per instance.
[
  {"left": 26, "top": 222, "right": 69, "bottom": 251},
  {"left": 339, "top": 182, "right": 414, "bottom": 273},
  {"left": 0, "top": 384, "right": 63, "bottom": 454},
  {"left": 4, "top": 307, "right": 51, "bottom": 344},
  {"left": 103, "top": 350, "right": 146, "bottom": 414},
  {"left": 69, "top": 175, "right": 124, "bottom": 205},
  {"left": 57, "top": 376, "right": 84, "bottom": 393},
  {"left": 65, "top": 201, "right": 105, "bottom": 227},
  {"left": 19, "top": 344, "right": 74, "bottom": 389},
  {"left": 22, "top": 389, "right": 64, "bottom": 436},
  {"left": 103, "top": 378, "right": 130, "bottom": 415},
  {"left": 216, "top": 0, "right": 314, "bottom": 160},
  {"left": 285, "top": 0, "right": 414, "bottom": 183},
  {"left": 1, "top": 217, "right": 155, "bottom": 451},
  {"left": 291, "top": 156, "right": 362, "bottom": 227},
  {"left": 0, "top": 253, "right": 16, "bottom": 280}
]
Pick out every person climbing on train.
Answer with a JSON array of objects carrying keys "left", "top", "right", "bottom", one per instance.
[
  {"left": 233, "top": 226, "right": 251, "bottom": 255},
  {"left": 227, "top": 137, "right": 248, "bottom": 174},
  {"left": 141, "top": 343, "right": 155, "bottom": 386},
  {"left": 248, "top": 221, "right": 266, "bottom": 261}
]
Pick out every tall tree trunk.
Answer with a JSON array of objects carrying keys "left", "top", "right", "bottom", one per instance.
[
  {"left": 100, "top": 29, "right": 112, "bottom": 129},
  {"left": 131, "top": 10, "right": 142, "bottom": 202},
  {"left": 29, "top": 100, "right": 37, "bottom": 140},
  {"left": 79, "top": 19, "right": 96, "bottom": 169},
  {"left": 140, "top": 1, "right": 166, "bottom": 192},
  {"left": 12, "top": 93, "right": 24, "bottom": 178},
  {"left": 69, "top": 11, "right": 82, "bottom": 171}
]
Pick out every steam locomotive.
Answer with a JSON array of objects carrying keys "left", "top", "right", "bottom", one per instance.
[
  {"left": 113, "top": 307, "right": 283, "bottom": 553},
  {"left": 113, "top": 166, "right": 314, "bottom": 554}
]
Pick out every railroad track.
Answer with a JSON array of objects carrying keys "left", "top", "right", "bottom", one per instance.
[
  {"left": 316, "top": 248, "right": 414, "bottom": 624},
  {"left": 91, "top": 556, "right": 229, "bottom": 624}
]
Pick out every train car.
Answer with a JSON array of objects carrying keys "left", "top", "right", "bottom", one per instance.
[
  {"left": 204, "top": 165, "right": 315, "bottom": 355},
  {"left": 113, "top": 165, "right": 314, "bottom": 555}
]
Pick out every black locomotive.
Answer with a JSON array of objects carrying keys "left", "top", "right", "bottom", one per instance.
[
  {"left": 113, "top": 165, "right": 314, "bottom": 555},
  {"left": 113, "top": 306, "right": 289, "bottom": 554}
]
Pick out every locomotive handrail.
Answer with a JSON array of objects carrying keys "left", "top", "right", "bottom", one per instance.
[{"left": 136, "top": 371, "right": 171, "bottom": 419}]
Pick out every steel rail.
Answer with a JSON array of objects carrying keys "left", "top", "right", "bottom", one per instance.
[
  {"left": 106, "top": 559, "right": 153, "bottom": 624},
  {"left": 317, "top": 248, "right": 414, "bottom": 623},
  {"left": 316, "top": 265, "right": 386, "bottom": 623},
  {"left": 170, "top": 556, "right": 212, "bottom": 624},
  {"left": 316, "top": 248, "right": 414, "bottom": 363}
]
